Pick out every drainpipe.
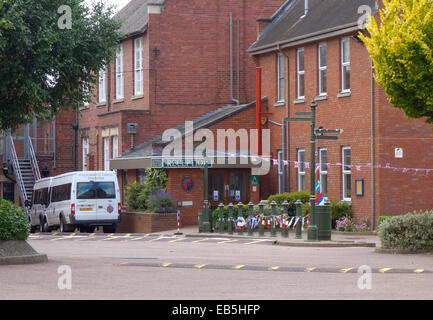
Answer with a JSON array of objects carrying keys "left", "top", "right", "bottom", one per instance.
[
  {"left": 230, "top": 12, "right": 239, "bottom": 105},
  {"left": 277, "top": 44, "right": 290, "bottom": 193},
  {"left": 371, "top": 58, "right": 376, "bottom": 229},
  {"left": 256, "top": 67, "right": 262, "bottom": 156}
]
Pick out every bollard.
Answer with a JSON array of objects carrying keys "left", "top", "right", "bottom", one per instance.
[
  {"left": 270, "top": 200, "right": 277, "bottom": 237},
  {"left": 316, "top": 199, "right": 332, "bottom": 241},
  {"left": 198, "top": 209, "right": 204, "bottom": 233},
  {"left": 218, "top": 203, "right": 225, "bottom": 234},
  {"left": 237, "top": 202, "right": 243, "bottom": 235},
  {"left": 258, "top": 201, "right": 265, "bottom": 237},
  {"left": 248, "top": 202, "right": 254, "bottom": 236},
  {"left": 174, "top": 209, "right": 183, "bottom": 235},
  {"left": 228, "top": 203, "right": 234, "bottom": 235},
  {"left": 281, "top": 200, "right": 289, "bottom": 238},
  {"left": 202, "top": 200, "right": 211, "bottom": 233},
  {"left": 295, "top": 200, "right": 303, "bottom": 239}
]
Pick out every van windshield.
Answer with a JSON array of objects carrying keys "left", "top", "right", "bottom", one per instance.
[{"left": 76, "top": 182, "right": 116, "bottom": 199}]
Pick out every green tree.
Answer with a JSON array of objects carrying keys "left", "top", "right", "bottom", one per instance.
[
  {"left": 0, "top": 0, "right": 122, "bottom": 131},
  {"left": 360, "top": 0, "right": 433, "bottom": 124}
]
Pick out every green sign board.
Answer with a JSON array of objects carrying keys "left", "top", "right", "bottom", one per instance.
[
  {"left": 152, "top": 158, "right": 212, "bottom": 169},
  {"left": 250, "top": 175, "right": 260, "bottom": 186}
]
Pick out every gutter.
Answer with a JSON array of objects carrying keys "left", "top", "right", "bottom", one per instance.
[{"left": 249, "top": 23, "right": 360, "bottom": 56}]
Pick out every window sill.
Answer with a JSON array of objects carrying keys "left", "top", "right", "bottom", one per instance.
[
  {"left": 96, "top": 102, "right": 107, "bottom": 108},
  {"left": 293, "top": 98, "right": 305, "bottom": 104},
  {"left": 315, "top": 95, "right": 328, "bottom": 101},
  {"left": 273, "top": 101, "right": 286, "bottom": 107},
  {"left": 131, "top": 94, "right": 144, "bottom": 101},
  {"left": 337, "top": 91, "right": 351, "bottom": 98},
  {"left": 112, "top": 98, "right": 124, "bottom": 104}
]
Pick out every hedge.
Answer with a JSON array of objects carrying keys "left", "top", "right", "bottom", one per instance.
[
  {"left": 377, "top": 210, "right": 433, "bottom": 252},
  {"left": 0, "top": 198, "right": 29, "bottom": 241}
]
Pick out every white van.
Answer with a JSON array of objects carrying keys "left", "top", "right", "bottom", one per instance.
[
  {"left": 36, "top": 171, "right": 121, "bottom": 233},
  {"left": 29, "top": 177, "right": 52, "bottom": 233}
]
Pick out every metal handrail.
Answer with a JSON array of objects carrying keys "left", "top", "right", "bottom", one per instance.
[
  {"left": 27, "top": 136, "right": 41, "bottom": 181},
  {"left": 7, "top": 135, "right": 28, "bottom": 207}
]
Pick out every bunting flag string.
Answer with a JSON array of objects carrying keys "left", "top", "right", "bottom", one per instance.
[{"left": 234, "top": 155, "right": 433, "bottom": 177}]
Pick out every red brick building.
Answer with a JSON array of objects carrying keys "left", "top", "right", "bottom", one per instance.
[
  {"left": 80, "top": 0, "right": 285, "bottom": 214},
  {"left": 0, "top": 109, "right": 78, "bottom": 206},
  {"left": 248, "top": 0, "right": 433, "bottom": 228}
]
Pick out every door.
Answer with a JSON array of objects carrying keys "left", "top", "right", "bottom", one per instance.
[
  {"left": 95, "top": 181, "right": 117, "bottom": 222},
  {"left": 76, "top": 181, "right": 97, "bottom": 221}
]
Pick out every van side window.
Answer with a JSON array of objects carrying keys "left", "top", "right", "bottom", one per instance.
[{"left": 51, "top": 183, "right": 72, "bottom": 202}]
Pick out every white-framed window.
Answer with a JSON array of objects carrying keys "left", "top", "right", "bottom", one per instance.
[
  {"left": 82, "top": 137, "right": 89, "bottom": 171},
  {"left": 115, "top": 44, "right": 124, "bottom": 99},
  {"left": 98, "top": 68, "right": 106, "bottom": 103},
  {"left": 319, "top": 148, "right": 328, "bottom": 197},
  {"left": 103, "top": 137, "right": 110, "bottom": 171},
  {"left": 342, "top": 146, "right": 351, "bottom": 201},
  {"left": 112, "top": 135, "right": 118, "bottom": 159},
  {"left": 277, "top": 53, "right": 285, "bottom": 102},
  {"left": 341, "top": 38, "right": 350, "bottom": 93},
  {"left": 297, "top": 149, "right": 306, "bottom": 191},
  {"left": 134, "top": 37, "right": 143, "bottom": 96},
  {"left": 277, "top": 149, "right": 284, "bottom": 193},
  {"left": 297, "top": 48, "right": 305, "bottom": 99},
  {"left": 318, "top": 43, "right": 327, "bottom": 96}
]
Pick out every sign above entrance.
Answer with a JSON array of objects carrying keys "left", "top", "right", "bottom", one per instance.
[{"left": 152, "top": 158, "right": 213, "bottom": 169}]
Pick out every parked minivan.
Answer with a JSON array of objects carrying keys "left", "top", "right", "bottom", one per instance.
[
  {"left": 31, "top": 171, "right": 121, "bottom": 233},
  {"left": 29, "top": 177, "right": 52, "bottom": 233}
]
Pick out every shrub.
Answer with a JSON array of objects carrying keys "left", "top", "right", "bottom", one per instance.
[
  {"left": 126, "top": 169, "right": 169, "bottom": 211},
  {"left": 377, "top": 216, "right": 392, "bottom": 229},
  {"left": 378, "top": 210, "right": 433, "bottom": 252},
  {"left": 267, "top": 191, "right": 310, "bottom": 212},
  {"left": 147, "top": 190, "right": 177, "bottom": 213},
  {"left": 0, "top": 198, "right": 29, "bottom": 241},
  {"left": 331, "top": 200, "right": 352, "bottom": 221},
  {"left": 336, "top": 216, "right": 369, "bottom": 232}
]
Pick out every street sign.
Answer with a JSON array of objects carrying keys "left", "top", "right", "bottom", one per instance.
[{"left": 250, "top": 175, "right": 260, "bottom": 186}]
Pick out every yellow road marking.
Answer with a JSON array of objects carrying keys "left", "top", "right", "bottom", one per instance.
[
  {"left": 147, "top": 236, "right": 164, "bottom": 242},
  {"left": 99, "top": 236, "right": 119, "bottom": 241},
  {"left": 130, "top": 234, "right": 150, "bottom": 241},
  {"left": 341, "top": 268, "right": 354, "bottom": 273},
  {"left": 162, "top": 263, "right": 172, "bottom": 267},
  {"left": 244, "top": 240, "right": 266, "bottom": 245},
  {"left": 168, "top": 238, "right": 186, "bottom": 243},
  {"left": 379, "top": 268, "right": 392, "bottom": 273},
  {"left": 233, "top": 265, "right": 245, "bottom": 270},
  {"left": 305, "top": 267, "right": 316, "bottom": 272},
  {"left": 51, "top": 231, "right": 59, "bottom": 236},
  {"left": 194, "top": 264, "right": 206, "bottom": 269},
  {"left": 124, "top": 234, "right": 132, "bottom": 237},
  {"left": 218, "top": 239, "right": 238, "bottom": 244},
  {"left": 192, "top": 238, "right": 209, "bottom": 243},
  {"left": 414, "top": 269, "right": 425, "bottom": 273},
  {"left": 269, "top": 266, "right": 280, "bottom": 271},
  {"left": 74, "top": 236, "right": 95, "bottom": 242}
]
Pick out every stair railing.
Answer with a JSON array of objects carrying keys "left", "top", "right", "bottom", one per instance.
[
  {"left": 27, "top": 135, "right": 41, "bottom": 181},
  {"left": 7, "top": 135, "right": 29, "bottom": 211}
]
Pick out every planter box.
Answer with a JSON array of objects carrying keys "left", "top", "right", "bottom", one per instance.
[
  {"left": 0, "top": 240, "right": 48, "bottom": 265},
  {"left": 116, "top": 211, "right": 178, "bottom": 233}
]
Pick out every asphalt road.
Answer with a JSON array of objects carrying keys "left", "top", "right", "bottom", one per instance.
[{"left": 1, "top": 232, "right": 433, "bottom": 300}]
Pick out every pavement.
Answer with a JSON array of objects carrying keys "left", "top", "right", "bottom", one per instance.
[{"left": 167, "top": 225, "right": 380, "bottom": 248}]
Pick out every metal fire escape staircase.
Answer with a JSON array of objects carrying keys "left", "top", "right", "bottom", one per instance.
[{"left": 7, "top": 135, "right": 41, "bottom": 213}]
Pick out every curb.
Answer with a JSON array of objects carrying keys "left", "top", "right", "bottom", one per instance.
[
  {"left": 185, "top": 233, "right": 376, "bottom": 248},
  {"left": 375, "top": 247, "right": 433, "bottom": 255},
  {"left": 0, "top": 253, "right": 48, "bottom": 265}
]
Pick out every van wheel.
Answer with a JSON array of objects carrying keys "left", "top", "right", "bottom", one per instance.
[
  {"left": 60, "top": 216, "right": 74, "bottom": 233},
  {"left": 103, "top": 225, "right": 116, "bottom": 233}
]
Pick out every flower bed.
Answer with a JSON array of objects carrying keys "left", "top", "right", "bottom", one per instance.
[{"left": 116, "top": 211, "right": 178, "bottom": 234}]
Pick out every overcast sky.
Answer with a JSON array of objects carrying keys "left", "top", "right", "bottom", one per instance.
[{"left": 85, "top": 0, "right": 131, "bottom": 13}]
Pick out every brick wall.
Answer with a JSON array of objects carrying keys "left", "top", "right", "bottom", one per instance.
[{"left": 256, "top": 32, "right": 433, "bottom": 227}]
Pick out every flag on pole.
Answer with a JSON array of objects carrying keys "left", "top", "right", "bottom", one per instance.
[{"left": 316, "top": 192, "right": 324, "bottom": 205}]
